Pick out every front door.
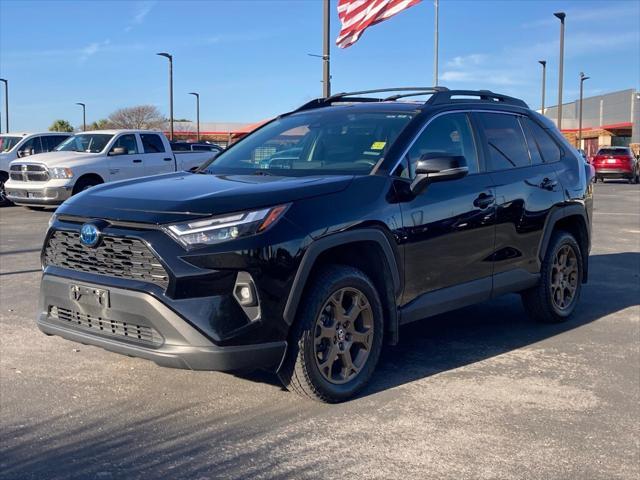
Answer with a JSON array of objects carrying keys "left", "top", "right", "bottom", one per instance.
[
  {"left": 107, "top": 133, "right": 144, "bottom": 181},
  {"left": 397, "top": 112, "right": 496, "bottom": 306}
]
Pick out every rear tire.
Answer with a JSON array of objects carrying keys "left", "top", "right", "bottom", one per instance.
[
  {"left": 522, "top": 231, "right": 583, "bottom": 323},
  {"left": 278, "top": 265, "right": 384, "bottom": 403}
]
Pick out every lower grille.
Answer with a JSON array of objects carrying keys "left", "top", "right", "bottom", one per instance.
[
  {"left": 49, "top": 306, "right": 163, "bottom": 346},
  {"left": 44, "top": 230, "right": 169, "bottom": 289}
]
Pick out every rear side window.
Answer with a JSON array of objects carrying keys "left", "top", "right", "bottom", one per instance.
[
  {"left": 478, "top": 113, "right": 529, "bottom": 170},
  {"left": 141, "top": 134, "right": 166, "bottom": 153},
  {"left": 43, "top": 135, "right": 68, "bottom": 151},
  {"left": 519, "top": 119, "right": 543, "bottom": 165},
  {"left": 402, "top": 112, "right": 479, "bottom": 177},
  {"left": 526, "top": 119, "right": 562, "bottom": 163}
]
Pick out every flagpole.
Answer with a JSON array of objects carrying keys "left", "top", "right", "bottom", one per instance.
[
  {"left": 433, "top": 0, "right": 439, "bottom": 86},
  {"left": 323, "top": 0, "right": 331, "bottom": 97}
]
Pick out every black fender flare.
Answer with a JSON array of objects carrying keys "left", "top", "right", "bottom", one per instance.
[
  {"left": 283, "top": 228, "right": 402, "bottom": 340},
  {"left": 538, "top": 204, "right": 590, "bottom": 279}
]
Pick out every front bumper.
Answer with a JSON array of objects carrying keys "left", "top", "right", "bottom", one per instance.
[
  {"left": 6, "top": 184, "right": 72, "bottom": 206},
  {"left": 38, "top": 274, "right": 287, "bottom": 371}
]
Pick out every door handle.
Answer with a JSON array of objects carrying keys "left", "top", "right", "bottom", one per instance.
[
  {"left": 163, "top": 157, "right": 173, "bottom": 162},
  {"left": 132, "top": 159, "right": 142, "bottom": 163},
  {"left": 473, "top": 193, "right": 495, "bottom": 209},
  {"left": 539, "top": 177, "right": 558, "bottom": 191}
]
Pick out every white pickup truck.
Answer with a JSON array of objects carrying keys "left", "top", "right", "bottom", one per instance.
[{"left": 5, "top": 130, "right": 217, "bottom": 207}]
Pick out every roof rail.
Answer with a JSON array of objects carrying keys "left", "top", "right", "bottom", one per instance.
[
  {"left": 427, "top": 89, "right": 529, "bottom": 108},
  {"left": 293, "top": 86, "right": 449, "bottom": 112}
]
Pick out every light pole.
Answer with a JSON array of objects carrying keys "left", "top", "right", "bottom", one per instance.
[
  {"left": 188, "top": 92, "right": 200, "bottom": 142},
  {"left": 434, "top": 0, "right": 439, "bottom": 86},
  {"left": 554, "top": 12, "right": 566, "bottom": 130},
  {"left": 157, "top": 52, "right": 174, "bottom": 140},
  {"left": 322, "top": 0, "right": 331, "bottom": 97},
  {"left": 578, "top": 72, "right": 590, "bottom": 148},
  {"left": 75, "top": 102, "right": 86, "bottom": 131},
  {"left": 0, "top": 78, "right": 8, "bottom": 133},
  {"left": 538, "top": 60, "right": 546, "bottom": 113}
]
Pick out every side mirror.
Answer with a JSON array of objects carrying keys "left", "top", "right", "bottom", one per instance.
[
  {"left": 109, "top": 146, "right": 127, "bottom": 156},
  {"left": 17, "top": 148, "right": 33, "bottom": 158},
  {"left": 410, "top": 153, "right": 468, "bottom": 194}
]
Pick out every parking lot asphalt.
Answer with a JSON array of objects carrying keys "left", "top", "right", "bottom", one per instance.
[{"left": 0, "top": 182, "right": 638, "bottom": 480}]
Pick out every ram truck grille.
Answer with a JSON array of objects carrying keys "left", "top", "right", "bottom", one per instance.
[
  {"left": 44, "top": 230, "right": 169, "bottom": 289},
  {"left": 9, "top": 164, "right": 50, "bottom": 182}
]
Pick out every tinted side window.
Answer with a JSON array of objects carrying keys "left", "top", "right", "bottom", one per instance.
[
  {"left": 113, "top": 134, "right": 139, "bottom": 154},
  {"left": 43, "top": 136, "right": 67, "bottom": 151},
  {"left": 402, "top": 113, "right": 479, "bottom": 177},
  {"left": 478, "top": 113, "right": 530, "bottom": 170},
  {"left": 519, "top": 119, "right": 543, "bottom": 165},
  {"left": 526, "top": 119, "right": 561, "bottom": 163},
  {"left": 171, "top": 142, "right": 190, "bottom": 152},
  {"left": 141, "top": 134, "right": 166, "bottom": 153},
  {"left": 20, "top": 137, "right": 44, "bottom": 155}
]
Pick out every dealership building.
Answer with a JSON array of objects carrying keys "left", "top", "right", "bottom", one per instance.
[{"left": 542, "top": 88, "right": 639, "bottom": 157}]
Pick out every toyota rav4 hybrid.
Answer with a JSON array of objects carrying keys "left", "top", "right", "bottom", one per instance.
[{"left": 38, "top": 88, "right": 594, "bottom": 403}]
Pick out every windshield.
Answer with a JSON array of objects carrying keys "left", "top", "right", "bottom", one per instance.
[
  {"left": 0, "top": 136, "right": 22, "bottom": 153},
  {"left": 201, "top": 110, "right": 415, "bottom": 175},
  {"left": 56, "top": 134, "right": 114, "bottom": 153}
]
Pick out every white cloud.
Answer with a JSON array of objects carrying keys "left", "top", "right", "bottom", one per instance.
[
  {"left": 125, "top": 1, "right": 156, "bottom": 32},
  {"left": 79, "top": 39, "right": 111, "bottom": 62}
]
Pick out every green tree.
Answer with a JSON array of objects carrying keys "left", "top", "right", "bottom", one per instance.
[
  {"left": 88, "top": 119, "right": 112, "bottom": 130},
  {"left": 49, "top": 119, "right": 74, "bottom": 132}
]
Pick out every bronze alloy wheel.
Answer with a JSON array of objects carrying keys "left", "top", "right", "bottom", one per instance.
[
  {"left": 550, "top": 244, "right": 579, "bottom": 311},
  {"left": 313, "top": 287, "right": 374, "bottom": 385}
]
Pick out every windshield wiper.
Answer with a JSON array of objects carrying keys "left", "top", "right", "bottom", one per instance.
[{"left": 251, "top": 170, "right": 274, "bottom": 176}]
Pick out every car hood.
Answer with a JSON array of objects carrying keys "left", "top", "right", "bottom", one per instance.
[
  {"left": 9, "top": 151, "right": 102, "bottom": 167},
  {"left": 58, "top": 172, "right": 354, "bottom": 224}
]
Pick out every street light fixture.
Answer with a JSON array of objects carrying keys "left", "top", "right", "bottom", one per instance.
[
  {"left": 75, "top": 102, "right": 86, "bottom": 131},
  {"left": 157, "top": 52, "right": 174, "bottom": 141},
  {"left": 0, "top": 78, "right": 8, "bottom": 133},
  {"left": 578, "top": 72, "right": 590, "bottom": 147},
  {"left": 554, "top": 12, "right": 566, "bottom": 130},
  {"left": 188, "top": 92, "right": 200, "bottom": 142},
  {"left": 538, "top": 60, "right": 547, "bottom": 113}
]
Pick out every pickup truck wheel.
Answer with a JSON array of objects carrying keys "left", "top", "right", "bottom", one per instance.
[
  {"left": 72, "top": 177, "right": 102, "bottom": 195},
  {"left": 0, "top": 175, "right": 10, "bottom": 207},
  {"left": 522, "top": 231, "right": 582, "bottom": 323},
  {"left": 278, "top": 265, "right": 383, "bottom": 403}
]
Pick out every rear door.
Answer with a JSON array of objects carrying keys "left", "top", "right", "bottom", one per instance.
[
  {"left": 140, "top": 133, "right": 174, "bottom": 175},
  {"left": 475, "top": 112, "right": 564, "bottom": 291},
  {"left": 397, "top": 112, "right": 496, "bottom": 305},
  {"left": 107, "top": 133, "right": 144, "bottom": 181}
]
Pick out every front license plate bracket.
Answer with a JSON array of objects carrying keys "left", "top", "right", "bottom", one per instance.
[{"left": 69, "top": 284, "right": 110, "bottom": 308}]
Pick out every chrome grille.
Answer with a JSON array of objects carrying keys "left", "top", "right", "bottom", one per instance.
[
  {"left": 9, "top": 163, "right": 50, "bottom": 182},
  {"left": 49, "top": 306, "right": 163, "bottom": 346},
  {"left": 44, "top": 230, "right": 169, "bottom": 289}
]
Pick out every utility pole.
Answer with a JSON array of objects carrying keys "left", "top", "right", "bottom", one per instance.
[
  {"left": 434, "top": 0, "right": 439, "bottom": 86},
  {"left": 554, "top": 12, "right": 566, "bottom": 130},
  {"left": 188, "top": 92, "right": 200, "bottom": 142},
  {"left": 538, "top": 60, "right": 546, "bottom": 112},
  {"left": 322, "top": 0, "right": 331, "bottom": 97},
  {"left": 157, "top": 52, "right": 174, "bottom": 140},
  {"left": 75, "top": 103, "right": 86, "bottom": 131},
  {"left": 0, "top": 78, "right": 8, "bottom": 133},
  {"left": 578, "top": 72, "right": 590, "bottom": 148}
]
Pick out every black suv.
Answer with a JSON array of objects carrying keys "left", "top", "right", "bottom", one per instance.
[{"left": 39, "top": 88, "right": 593, "bottom": 402}]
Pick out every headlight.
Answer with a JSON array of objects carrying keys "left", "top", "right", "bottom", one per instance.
[
  {"left": 50, "top": 167, "right": 74, "bottom": 179},
  {"left": 165, "top": 204, "right": 289, "bottom": 247}
]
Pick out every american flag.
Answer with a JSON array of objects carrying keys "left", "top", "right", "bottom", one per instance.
[{"left": 336, "top": 0, "right": 422, "bottom": 49}]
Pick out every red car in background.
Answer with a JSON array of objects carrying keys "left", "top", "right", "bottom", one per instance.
[{"left": 592, "top": 147, "right": 639, "bottom": 183}]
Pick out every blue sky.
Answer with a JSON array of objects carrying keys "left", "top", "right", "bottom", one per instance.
[{"left": 0, "top": 0, "right": 638, "bottom": 131}]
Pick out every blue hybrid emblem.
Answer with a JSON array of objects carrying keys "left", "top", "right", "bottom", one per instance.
[{"left": 80, "top": 223, "right": 100, "bottom": 247}]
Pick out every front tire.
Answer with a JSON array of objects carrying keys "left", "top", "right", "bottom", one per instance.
[
  {"left": 522, "top": 231, "right": 583, "bottom": 323},
  {"left": 72, "top": 177, "right": 102, "bottom": 195},
  {"left": 0, "top": 174, "right": 10, "bottom": 207},
  {"left": 278, "top": 265, "right": 384, "bottom": 403}
]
